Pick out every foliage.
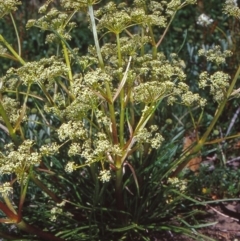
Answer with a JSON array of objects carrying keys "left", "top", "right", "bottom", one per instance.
[{"left": 0, "top": 0, "right": 240, "bottom": 240}]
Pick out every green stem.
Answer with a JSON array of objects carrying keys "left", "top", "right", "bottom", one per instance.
[
  {"left": 14, "top": 83, "right": 31, "bottom": 132},
  {"left": 147, "top": 26, "right": 157, "bottom": 59},
  {"left": 216, "top": 26, "right": 231, "bottom": 46},
  {"left": 0, "top": 35, "right": 25, "bottom": 65},
  {"left": 119, "top": 92, "right": 125, "bottom": 146},
  {"left": 6, "top": 89, "right": 44, "bottom": 101},
  {"left": 116, "top": 33, "right": 122, "bottom": 67},
  {"left": 156, "top": 11, "right": 176, "bottom": 48},
  {"left": 140, "top": 27, "right": 145, "bottom": 56},
  {"left": 0, "top": 52, "right": 19, "bottom": 61},
  {"left": 18, "top": 168, "right": 32, "bottom": 220},
  {"left": 188, "top": 106, "right": 197, "bottom": 130},
  {"left": 0, "top": 101, "right": 18, "bottom": 143},
  {"left": 142, "top": 3, "right": 157, "bottom": 59},
  {"left": 36, "top": 80, "right": 55, "bottom": 106},
  {"left": 115, "top": 167, "right": 125, "bottom": 217},
  {"left": 57, "top": 79, "right": 75, "bottom": 100},
  {"left": 105, "top": 84, "right": 119, "bottom": 145},
  {"left": 100, "top": 73, "right": 118, "bottom": 145},
  {"left": 116, "top": 33, "right": 125, "bottom": 147},
  {"left": 111, "top": 33, "right": 125, "bottom": 214},
  {"left": 10, "top": 13, "right": 21, "bottom": 56},
  {"left": 61, "top": 40, "right": 73, "bottom": 84},
  {"left": 134, "top": 103, "right": 158, "bottom": 134},
  {"left": 63, "top": 10, "right": 77, "bottom": 29}
]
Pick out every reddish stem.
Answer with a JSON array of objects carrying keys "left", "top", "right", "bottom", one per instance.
[
  {"left": 0, "top": 201, "right": 18, "bottom": 222},
  {"left": 16, "top": 219, "right": 65, "bottom": 241}
]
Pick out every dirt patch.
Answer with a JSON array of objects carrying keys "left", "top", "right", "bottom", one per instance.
[{"left": 152, "top": 203, "right": 240, "bottom": 241}]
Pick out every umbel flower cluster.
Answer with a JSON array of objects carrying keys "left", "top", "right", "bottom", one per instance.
[
  {"left": 0, "top": 0, "right": 21, "bottom": 18},
  {"left": 223, "top": 0, "right": 240, "bottom": 18},
  {"left": 0, "top": 140, "right": 60, "bottom": 182},
  {"left": 0, "top": 0, "right": 235, "bottom": 184}
]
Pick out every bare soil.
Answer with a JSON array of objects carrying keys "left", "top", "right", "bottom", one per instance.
[{"left": 153, "top": 202, "right": 240, "bottom": 241}]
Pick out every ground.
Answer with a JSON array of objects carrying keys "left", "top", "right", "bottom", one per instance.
[{"left": 154, "top": 202, "right": 240, "bottom": 241}]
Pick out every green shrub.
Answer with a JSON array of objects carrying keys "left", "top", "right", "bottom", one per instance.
[{"left": 0, "top": 0, "right": 240, "bottom": 240}]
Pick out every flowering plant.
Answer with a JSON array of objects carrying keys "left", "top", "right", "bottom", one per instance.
[{"left": 0, "top": 0, "right": 240, "bottom": 240}]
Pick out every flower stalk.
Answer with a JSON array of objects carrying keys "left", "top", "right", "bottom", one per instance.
[{"left": 0, "top": 35, "right": 25, "bottom": 65}]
